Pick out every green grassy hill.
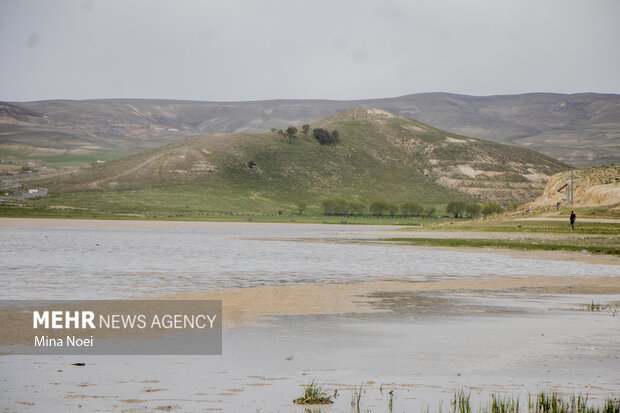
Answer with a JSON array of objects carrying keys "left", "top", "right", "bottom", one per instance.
[{"left": 24, "top": 108, "right": 567, "bottom": 217}]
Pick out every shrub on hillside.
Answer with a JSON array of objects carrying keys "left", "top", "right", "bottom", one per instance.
[{"left": 313, "top": 128, "right": 339, "bottom": 145}]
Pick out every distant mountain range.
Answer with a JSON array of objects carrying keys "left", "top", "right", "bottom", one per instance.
[{"left": 1, "top": 92, "right": 619, "bottom": 167}]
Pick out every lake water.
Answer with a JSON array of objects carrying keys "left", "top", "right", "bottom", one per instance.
[
  {"left": 1, "top": 219, "right": 619, "bottom": 412},
  {"left": 1, "top": 219, "right": 616, "bottom": 299}
]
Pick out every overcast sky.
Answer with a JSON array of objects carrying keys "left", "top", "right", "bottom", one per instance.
[{"left": 1, "top": 0, "right": 619, "bottom": 102}]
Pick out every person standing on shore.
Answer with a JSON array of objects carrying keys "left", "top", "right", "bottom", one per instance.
[{"left": 570, "top": 211, "right": 576, "bottom": 229}]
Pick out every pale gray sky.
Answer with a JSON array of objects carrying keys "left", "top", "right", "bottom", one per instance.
[{"left": 1, "top": 0, "right": 619, "bottom": 102}]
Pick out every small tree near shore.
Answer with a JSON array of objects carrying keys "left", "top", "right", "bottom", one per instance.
[
  {"left": 295, "top": 201, "right": 307, "bottom": 215},
  {"left": 481, "top": 201, "right": 503, "bottom": 217},
  {"left": 465, "top": 203, "right": 481, "bottom": 218},
  {"left": 369, "top": 200, "right": 388, "bottom": 216},
  {"left": 386, "top": 203, "right": 398, "bottom": 217},
  {"left": 446, "top": 201, "right": 466, "bottom": 218},
  {"left": 401, "top": 201, "right": 424, "bottom": 216}
]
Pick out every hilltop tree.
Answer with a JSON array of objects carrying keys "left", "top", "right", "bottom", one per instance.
[
  {"left": 446, "top": 201, "right": 466, "bottom": 218},
  {"left": 285, "top": 126, "right": 298, "bottom": 143},
  {"left": 301, "top": 124, "right": 310, "bottom": 139}
]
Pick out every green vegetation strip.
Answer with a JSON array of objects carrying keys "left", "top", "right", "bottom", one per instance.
[
  {"left": 0, "top": 205, "right": 440, "bottom": 225},
  {"left": 382, "top": 237, "right": 620, "bottom": 255},
  {"left": 410, "top": 219, "right": 620, "bottom": 235}
]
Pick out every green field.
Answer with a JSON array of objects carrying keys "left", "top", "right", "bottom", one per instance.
[
  {"left": 0, "top": 147, "right": 127, "bottom": 166},
  {"left": 0, "top": 201, "right": 442, "bottom": 225}
]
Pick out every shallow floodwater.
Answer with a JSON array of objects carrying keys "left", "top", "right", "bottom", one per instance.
[
  {"left": 0, "top": 220, "right": 616, "bottom": 299},
  {"left": 1, "top": 219, "right": 619, "bottom": 412}
]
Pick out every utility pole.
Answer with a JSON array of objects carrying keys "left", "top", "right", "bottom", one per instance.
[{"left": 570, "top": 168, "right": 574, "bottom": 206}]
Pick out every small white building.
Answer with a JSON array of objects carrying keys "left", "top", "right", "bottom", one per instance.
[{"left": 22, "top": 188, "right": 48, "bottom": 199}]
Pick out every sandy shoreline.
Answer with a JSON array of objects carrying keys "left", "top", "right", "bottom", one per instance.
[
  {"left": 153, "top": 275, "right": 620, "bottom": 327},
  {"left": 3, "top": 276, "right": 619, "bottom": 340}
]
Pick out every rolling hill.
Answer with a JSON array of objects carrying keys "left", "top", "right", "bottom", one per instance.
[
  {"left": 29, "top": 108, "right": 568, "bottom": 216},
  {"left": 2, "top": 93, "right": 619, "bottom": 167}
]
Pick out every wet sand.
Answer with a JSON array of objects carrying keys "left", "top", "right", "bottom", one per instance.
[{"left": 155, "top": 276, "right": 620, "bottom": 327}]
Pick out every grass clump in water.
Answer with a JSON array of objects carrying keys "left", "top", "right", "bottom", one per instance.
[
  {"left": 582, "top": 301, "right": 618, "bottom": 316},
  {"left": 453, "top": 389, "right": 472, "bottom": 413},
  {"left": 293, "top": 381, "right": 333, "bottom": 405},
  {"left": 483, "top": 394, "right": 520, "bottom": 413},
  {"left": 529, "top": 391, "right": 619, "bottom": 413},
  {"left": 601, "top": 399, "right": 620, "bottom": 413},
  {"left": 423, "top": 390, "right": 618, "bottom": 413}
]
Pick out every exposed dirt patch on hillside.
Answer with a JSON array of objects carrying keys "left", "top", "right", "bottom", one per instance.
[{"left": 528, "top": 164, "right": 620, "bottom": 209}]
